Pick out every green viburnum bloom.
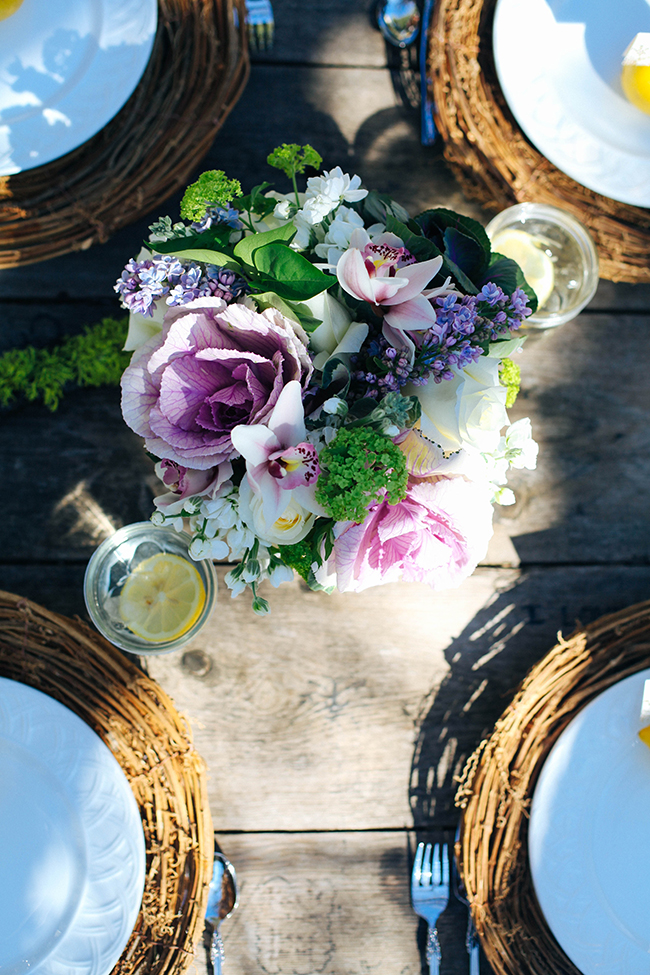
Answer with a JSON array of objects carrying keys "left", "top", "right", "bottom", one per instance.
[
  {"left": 267, "top": 144, "right": 323, "bottom": 180},
  {"left": 315, "top": 426, "right": 408, "bottom": 523},
  {"left": 179, "top": 171, "right": 243, "bottom": 221},
  {"left": 499, "top": 357, "right": 521, "bottom": 408}
]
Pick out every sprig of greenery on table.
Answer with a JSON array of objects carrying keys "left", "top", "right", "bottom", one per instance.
[{"left": 0, "top": 317, "right": 129, "bottom": 411}]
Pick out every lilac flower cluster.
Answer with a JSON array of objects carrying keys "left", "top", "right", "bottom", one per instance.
[
  {"left": 114, "top": 255, "right": 249, "bottom": 318},
  {"left": 350, "top": 281, "right": 531, "bottom": 395},
  {"left": 471, "top": 284, "right": 532, "bottom": 342}
]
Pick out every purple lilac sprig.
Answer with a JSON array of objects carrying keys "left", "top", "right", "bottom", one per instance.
[
  {"left": 349, "top": 282, "right": 532, "bottom": 396},
  {"left": 114, "top": 255, "right": 249, "bottom": 318},
  {"left": 471, "top": 284, "right": 532, "bottom": 342}
]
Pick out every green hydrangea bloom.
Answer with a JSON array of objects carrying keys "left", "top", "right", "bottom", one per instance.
[
  {"left": 499, "top": 357, "right": 521, "bottom": 408},
  {"left": 315, "top": 427, "right": 408, "bottom": 523},
  {"left": 279, "top": 540, "right": 314, "bottom": 582},
  {"left": 179, "top": 170, "right": 242, "bottom": 221},
  {"left": 267, "top": 144, "right": 322, "bottom": 180}
]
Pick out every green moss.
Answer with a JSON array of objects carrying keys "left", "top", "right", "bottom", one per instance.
[
  {"left": 315, "top": 426, "right": 408, "bottom": 523},
  {"left": 0, "top": 317, "right": 130, "bottom": 411},
  {"left": 500, "top": 357, "right": 521, "bottom": 408}
]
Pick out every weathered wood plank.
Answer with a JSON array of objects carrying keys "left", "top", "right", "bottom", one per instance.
[
  {"left": 0, "top": 388, "right": 156, "bottom": 561},
  {"left": 142, "top": 565, "right": 650, "bottom": 832},
  {"left": 0, "top": 63, "right": 483, "bottom": 307},
  {"left": 250, "top": 0, "right": 388, "bottom": 67},
  {"left": 191, "top": 830, "right": 474, "bottom": 975},
  {"left": 589, "top": 279, "right": 650, "bottom": 311},
  {"left": 501, "top": 313, "right": 650, "bottom": 564}
]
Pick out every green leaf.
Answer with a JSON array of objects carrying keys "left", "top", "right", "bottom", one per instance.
[
  {"left": 385, "top": 215, "right": 442, "bottom": 263},
  {"left": 251, "top": 291, "right": 302, "bottom": 323},
  {"left": 251, "top": 292, "right": 325, "bottom": 332},
  {"left": 252, "top": 243, "right": 332, "bottom": 300},
  {"left": 163, "top": 248, "right": 240, "bottom": 268},
  {"left": 233, "top": 223, "right": 296, "bottom": 265},
  {"left": 153, "top": 227, "right": 233, "bottom": 255},
  {"left": 416, "top": 208, "right": 492, "bottom": 254},
  {"left": 234, "top": 181, "right": 276, "bottom": 217},
  {"left": 443, "top": 227, "right": 489, "bottom": 282}
]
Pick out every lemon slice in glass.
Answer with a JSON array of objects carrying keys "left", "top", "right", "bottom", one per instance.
[
  {"left": 639, "top": 725, "right": 650, "bottom": 749},
  {"left": 0, "top": 0, "right": 25, "bottom": 20},
  {"left": 490, "top": 227, "right": 555, "bottom": 310},
  {"left": 119, "top": 552, "right": 206, "bottom": 643},
  {"left": 622, "top": 33, "right": 650, "bottom": 116}
]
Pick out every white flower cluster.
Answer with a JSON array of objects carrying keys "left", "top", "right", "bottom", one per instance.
[
  {"left": 153, "top": 481, "right": 296, "bottom": 605},
  {"left": 273, "top": 166, "right": 369, "bottom": 250},
  {"left": 483, "top": 418, "right": 539, "bottom": 505}
]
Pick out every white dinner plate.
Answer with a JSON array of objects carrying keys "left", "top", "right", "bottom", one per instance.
[
  {"left": 529, "top": 668, "right": 650, "bottom": 975},
  {"left": 0, "top": 0, "right": 157, "bottom": 176},
  {"left": 492, "top": 0, "right": 650, "bottom": 206},
  {"left": 0, "top": 677, "right": 145, "bottom": 975}
]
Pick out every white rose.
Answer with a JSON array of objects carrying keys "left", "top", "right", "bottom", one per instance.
[
  {"left": 302, "top": 290, "right": 369, "bottom": 370},
  {"left": 238, "top": 478, "right": 316, "bottom": 547},
  {"left": 407, "top": 355, "right": 508, "bottom": 454}
]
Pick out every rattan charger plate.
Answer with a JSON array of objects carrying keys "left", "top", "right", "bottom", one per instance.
[
  {"left": 0, "top": 0, "right": 249, "bottom": 269},
  {"left": 455, "top": 600, "right": 650, "bottom": 975},
  {"left": 428, "top": 0, "right": 650, "bottom": 283},
  {"left": 0, "top": 590, "right": 213, "bottom": 975}
]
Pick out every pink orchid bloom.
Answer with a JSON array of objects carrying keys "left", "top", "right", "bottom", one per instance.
[
  {"left": 336, "top": 229, "right": 442, "bottom": 332},
  {"left": 230, "top": 381, "right": 322, "bottom": 525}
]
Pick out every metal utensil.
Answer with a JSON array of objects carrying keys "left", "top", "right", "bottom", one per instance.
[
  {"left": 377, "top": 0, "right": 420, "bottom": 47},
  {"left": 206, "top": 851, "right": 238, "bottom": 974},
  {"left": 245, "top": 0, "right": 274, "bottom": 52},
  {"left": 411, "top": 841, "right": 450, "bottom": 975},
  {"left": 419, "top": 0, "right": 437, "bottom": 144},
  {"left": 452, "top": 831, "right": 480, "bottom": 975}
]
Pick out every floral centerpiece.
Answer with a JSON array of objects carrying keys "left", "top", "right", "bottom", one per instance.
[{"left": 115, "top": 145, "right": 538, "bottom": 614}]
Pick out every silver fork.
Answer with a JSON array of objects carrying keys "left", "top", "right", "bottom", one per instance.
[
  {"left": 452, "top": 834, "right": 480, "bottom": 975},
  {"left": 245, "top": 0, "right": 274, "bottom": 53},
  {"left": 411, "top": 841, "right": 450, "bottom": 975}
]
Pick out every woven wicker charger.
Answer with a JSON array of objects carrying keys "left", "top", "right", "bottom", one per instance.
[
  {"left": 0, "top": 590, "right": 213, "bottom": 975},
  {"left": 428, "top": 0, "right": 650, "bottom": 283},
  {"left": 455, "top": 600, "right": 650, "bottom": 975},
  {"left": 0, "top": 0, "right": 249, "bottom": 269}
]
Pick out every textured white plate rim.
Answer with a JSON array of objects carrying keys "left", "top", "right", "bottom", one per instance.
[
  {"left": 492, "top": 0, "right": 650, "bottom": 206},
  {"left": 0, "top": 0, "right": 157, "bottom": 176},
  {"left": 529, "top": 668, "right": 650, "bottom": 975},
  {"left": 0, "top": 676, "right": 146, "bottom": 975}
]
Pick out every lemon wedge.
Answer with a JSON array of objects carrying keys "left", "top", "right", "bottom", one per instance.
[
  {"left": 119, "top": 552, "right": 206, "bottom": 642},
  {"left": 490, "top": 228, "right": 555, "bottom": 310},
  {"left": 639, "top": 725, "right": 650, "bottom": 749},
  {"left": 622, "top": 65, "right": 650, "bottom": 114},
  {"left": 622, "top": 34, "right": 650, "bottom": 115},
  {"left": 0, "top": 0, "right": 25, "bottom": 18}
]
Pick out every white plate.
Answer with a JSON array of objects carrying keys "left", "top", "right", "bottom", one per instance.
[
  {"left": 0, "top": 676, "right": 145, "bottom": 975},
  {"left": 492, "top": 0, "right": 650, "bottom": 206},
  {"left": 529, "top": 668, "right": 650, "bottom": 975},
  {"left": 0, "top": 0, "right": 157, "bottom": 176}
]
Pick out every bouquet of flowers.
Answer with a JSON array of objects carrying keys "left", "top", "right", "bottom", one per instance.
[{"left": 116, "top": 144, "right": 538, "bottom": 614}]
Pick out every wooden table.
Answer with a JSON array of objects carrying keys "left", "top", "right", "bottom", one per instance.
[{"left": 2, "top": 3, "right": 650, "bottom": 973}]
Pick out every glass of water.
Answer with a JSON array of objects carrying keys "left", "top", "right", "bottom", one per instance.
[{"left": 485, "top": 202, "right": 599, "bottom": 329}]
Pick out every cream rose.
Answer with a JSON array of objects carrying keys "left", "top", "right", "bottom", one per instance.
[
  {"left": 238, "top": 478, "right": 316, "bottom": 547},
  {"left": 406, "top": 355, "right": 508, "bottom": 455}
]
